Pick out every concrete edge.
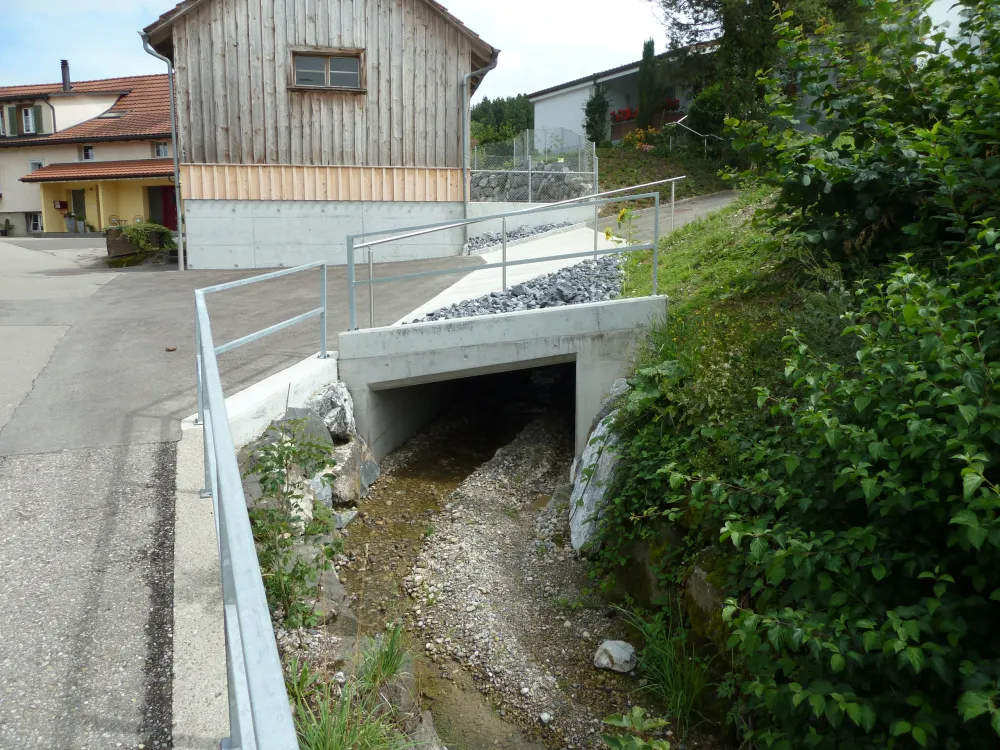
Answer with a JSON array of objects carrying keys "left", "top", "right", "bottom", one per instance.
[
  {"left": 172, "top": 427, "right": 229, "bottom": 750},
  {"left": 182, "top": 351, "right": 339, "bottom": 448}
]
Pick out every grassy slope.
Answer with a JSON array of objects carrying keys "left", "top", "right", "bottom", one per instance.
[{"left": 597, "top": 147, "right": 731, "bottom": 206}]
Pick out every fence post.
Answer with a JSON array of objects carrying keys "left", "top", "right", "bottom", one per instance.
[
  {"left": 671, "top": 181, "right": 676, "bottom": 232},
  {"left": 347, "top": 236, "right": 357, "bottom": 330},
  {"left": 319, "top": 263, "right": 328, "bottom": 359},
  {"left": 653, "top": 192, "right": 660, "bottom": 296},
  {"left": 368, "top": 249, "right": 375, "bottom": 329},
  {"left": 527, "top": 153, "right": 532, "bottom": 204},
  {"left": 502, "top": 217, "right": 508, "bottom": 292},
  {"left": 592, "top": 145, "right": 599, "bottom": 260}
]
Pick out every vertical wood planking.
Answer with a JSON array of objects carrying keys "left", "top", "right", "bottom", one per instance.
[
  {"left": 353, "top": 0, "right": 366, "bottom": 164},
  {"left": 390, "top": 0, "right": 403, "bottom": 165},
  {"left": 273, "top": 0, "right": 290, "bottom": 163},
  {"left": 402, "top": 0, "right": 415, "bottom": 166},
  {"left": 248, "top": 0, "right": 266, "bottom": 161},
  {"left": 198, "top": 5, "right": 217, "bottom": 162},
  {"left": 413, "top": 0, "right": 427, "bottom": 167},
  {"left": 377, "top": 0, "right": 391, "bottom": 165},
  {"left": 262, "top": 0, "right": 278, "bottom": 162},
  {"left": 444, "top": 24, "right": 459, "bottom": 168},
  {"left": 432, "top": 13, "right": 445, "bottom": 168},
  {"left": 235, "top": 0, "right": 254, "bottom": 161},
  {"left": 172, "top": 24, "right": 190, "bottom": 162},
  {"left": 288, "top": 0, "right": 302, "bottom": 164},
  {"left": 210, "top": 0, "right": 229, "bottom": 160},
  {"left": 223, "top": 0, "right": 243, "bottom": 163},
  {"left": 183, "top": 17, "right": 205, "bottom": 162}
]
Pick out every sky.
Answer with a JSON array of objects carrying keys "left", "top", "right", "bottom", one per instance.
[{"left": 0, "top": 0, "right": 667, "bottom": 101}]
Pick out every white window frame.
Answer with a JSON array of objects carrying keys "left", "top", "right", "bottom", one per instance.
[
  {"left": 22, "top": 107, "right": 35, "bottom": 134},
  {"left": 290, "top": 48, "right": 365, "bottom": 92},
  {"left": 81, "top": 145, "right": 95, "bottom": 161},
  {"left": 25, "top": 213, "right": 43, "bottom": 232},
  {"left": 0, "top": 114, "right": 4, "bottom": 137},
  {"left": 28, "top": 160, "right": 43, "bottom": 173},
  {"left": 154, "top": 141, "right": 169, "bottom": 157}
]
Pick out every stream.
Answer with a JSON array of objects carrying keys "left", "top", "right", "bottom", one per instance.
[{"left": 336, "top": 365, "right": 642, "bottom": 749}]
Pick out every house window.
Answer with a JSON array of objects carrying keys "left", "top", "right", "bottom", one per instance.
[
  {"left": 29, "top": 160, "right": 43, "bottom": 173},
  {"left": 25, "top": 213, "right": 43, "bottom": 232},
  {"left": 81, "top": 145, "right": 95, "bottom": 161},
  {"left": 154, "top": 141, "right": 169, "bottom": 157},
  {"left": 22, "top": 107, "right": 35, "bottom": 134},
  {"left": 292, "top": 51, "right": 363, "bottom": 90},
  {"left": 0, "top": 114, "right": 4, "bottom": 137}
]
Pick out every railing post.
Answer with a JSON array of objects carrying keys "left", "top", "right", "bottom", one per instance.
[
  {"left": 502, "top": 217, "right": 508, "bottom": 292},
  {"left": 195, "top": 319, "right": 212, "bottom": 498},
  {"left": 653, "top": 192, "right": 660, "bottom": 297},
  {"left": 593, "top": 147, "right": 599, "bottom": 260},
  {"left": 671, "top": 181, "right": 676, "bottom": 232},
  {"left": 368, "top": 249, "right": 375, "bottom": 329},
  {"left": 319, "top": 263, "right": 328, "bottom": 358},
  {"left": 527, "top": 153, "right": 532, "bottom": 204},
  {"left": 347, "top": 236, "right": 357, "bottom": 330}
]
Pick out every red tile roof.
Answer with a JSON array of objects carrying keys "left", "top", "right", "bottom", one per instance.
[
  {"left": 0, "top": 75, "right": 171, "bottom": 148},
  {"left": 20, "top": 158, "right": 175, "bottom": 183}
]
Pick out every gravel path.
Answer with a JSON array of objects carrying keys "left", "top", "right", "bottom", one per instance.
[
  {"left": 467, "top": 222, "right": 573, "bottom": 254},
  {"left": 401, "top": 417, "right": 642, "bottom": 748},
  {"left": 407, "top": 255, "right": 622, "bottom": 324}
]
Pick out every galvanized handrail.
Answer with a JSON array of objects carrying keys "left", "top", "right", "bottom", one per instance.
[
  {"left": 345, "top": 176, "right": 687, "bottom": 329},
  {"left": 194, "top": 261, "right": 329, "bottom": 750}
]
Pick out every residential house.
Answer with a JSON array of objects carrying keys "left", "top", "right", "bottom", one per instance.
[
  {"left": 528, "top": 42, "right": 717, "bottom": 143},
  {"left": 0, "top": 64, "right": 175, "bottom": 236},
  {"left": 142, "top": 0, "right": 500, "bottom": 268}
]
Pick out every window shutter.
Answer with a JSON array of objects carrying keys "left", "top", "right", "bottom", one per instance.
[
  {"left": 7, "top": 107, "right": 18, "bottom": 136},
  {"left": 32, "top": 105, "right": 42, "bottom": 134}
]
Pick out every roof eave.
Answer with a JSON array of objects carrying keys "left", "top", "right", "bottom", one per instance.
[{"left": 0, "top": 131, "right": 172, "bottom": 149}]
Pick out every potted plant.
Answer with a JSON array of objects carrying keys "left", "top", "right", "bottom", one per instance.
[
  {"left": 63, "top": 212, "right": 78, "bottom": 232},
  {"left": 0, "top": 218, "right": 12, "bottom": 237}
]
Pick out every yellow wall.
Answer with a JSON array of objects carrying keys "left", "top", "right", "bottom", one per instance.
[{"left": 40, "top": 177, "right": 176, "bottom": 231}]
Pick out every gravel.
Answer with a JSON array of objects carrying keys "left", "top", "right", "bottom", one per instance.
[
  {"left": 400, "top": 416, "right": 644, "bottom": 748},
  {"left": 466, "top": 222, "right": 573, "bottom": 254},
  {"left": 407, "top": 255, "right": 623, "bottom": 324}
]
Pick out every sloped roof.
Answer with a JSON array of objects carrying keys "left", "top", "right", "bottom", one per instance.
[
  {"left": 143, "top": 0, "right": 497, "bottom": 68},
  {"left": 20, "top": 158, "right": 175, "bottom": 183},
  {"left": 0, "top": 75, "right": 171, "bottom": 148}
]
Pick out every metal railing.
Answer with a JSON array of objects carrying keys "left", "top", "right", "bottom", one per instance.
[
  {"left": 194, "top": 261, "right": 330, "bottom": 750},
  {"left": 344, "top": 176, "right": 686, "bottom": 330},
  {"left": 663, "top": 115, "right": 725, "bottom": 158}
]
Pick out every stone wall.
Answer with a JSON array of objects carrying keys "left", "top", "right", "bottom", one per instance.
[{"left": 470, "top": 162, "right": 595, "bottom": 203}]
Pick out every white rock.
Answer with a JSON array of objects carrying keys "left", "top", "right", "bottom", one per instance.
[
  {"left": 306, "top": 382, "right": 356, "bottom": 440},
  {"left": 539, "top": 712, "right": 552, "bottom": 725},
  {"left": 568, "top": 412, "right": 621, "bottom": 551},
  {"left": 593, "top": 640, "right": 637, "bottom": 673}
]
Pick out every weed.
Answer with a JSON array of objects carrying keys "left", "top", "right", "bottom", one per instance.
[
  {"left": 621, "top": 605, "right": 714, "bottom": 740},
  {"left": 602, "top": 707, "right": 671, "bottom": 750}
]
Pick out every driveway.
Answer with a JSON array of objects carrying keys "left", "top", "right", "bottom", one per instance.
[
  {"left": 0, "top": 238, "right": 481, "bottom": 749},
  {"left": 596, "top": 190, "right": 736, "bottom": 242}
]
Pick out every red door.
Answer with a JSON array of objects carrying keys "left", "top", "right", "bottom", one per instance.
[{"left": 161, "top": 186, "right": 178, "bottom": 231}]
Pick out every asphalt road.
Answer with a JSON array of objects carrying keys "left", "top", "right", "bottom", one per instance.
[
  {"left": 596, "top": 190, "right": 736, "bottom": 242},
  {"left": 0, "top": 238, "right": 481, "bottom": 749}
]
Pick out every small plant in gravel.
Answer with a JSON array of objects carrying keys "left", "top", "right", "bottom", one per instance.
[
  {"left": 244, "top": 419, "right": 340, "bottom": 627},
  {"left": 287, "top": 625, "right": 411, "bottom": 749},
  {"left": 602, "top": 706, "right": 671, "bottom": 749}
]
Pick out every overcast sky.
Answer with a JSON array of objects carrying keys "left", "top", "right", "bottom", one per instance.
[{"left": 0, "top": 0, "right": 666, "bottom": 101}]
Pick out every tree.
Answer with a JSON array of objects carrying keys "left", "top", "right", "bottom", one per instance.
[
  {"left": 582, "top": 84, "right": 611, "bottom": 145},
  {"left": 637, "top": 38, "right": 660, "bottom": 129},
  {"left": 470, "top": 94, "right": 534, "bottom": 134}
]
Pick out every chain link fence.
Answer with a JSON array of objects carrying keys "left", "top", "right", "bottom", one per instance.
[{"left": 471, "top": 128, "right": 597, "bottom": 203}]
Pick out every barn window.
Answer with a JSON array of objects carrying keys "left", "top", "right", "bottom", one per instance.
[{"left": 292, "top": 51, "right": 364, "bottom": 91}]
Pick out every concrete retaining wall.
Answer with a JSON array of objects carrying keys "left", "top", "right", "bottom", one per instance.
[
  {"left": 338, "top": 296, "right": 668, "bottom": 461},
  {"left": 184, "top": 199, "right": 598, "bottom": 269}
]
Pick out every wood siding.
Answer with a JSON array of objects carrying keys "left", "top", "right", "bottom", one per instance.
[
  {"left": 172, "top": 0, "right": 474, "bottom": 169},
  {"left": 180, "top": 163, "right": 462, "bottom": 200}
]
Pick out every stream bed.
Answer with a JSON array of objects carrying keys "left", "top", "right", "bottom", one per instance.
[{"left": 335, "top": 366, "right": 645, "bottom": 749}]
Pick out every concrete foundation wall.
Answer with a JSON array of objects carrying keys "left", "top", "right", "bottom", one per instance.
[
  {"left": 184, "top": 200, "right": 468, "bottom": 269},
  {"left": 338, "top": 296, "right": 667, "bottom": 461},
  {"left": 465, "top": 202, "right": 594, "bottom": 238},
  {"left": 184, "top": 199, "right": 598, "bottom": 269}
]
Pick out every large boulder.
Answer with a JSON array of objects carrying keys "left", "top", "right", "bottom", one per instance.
[
  {"left": 593, "top": 640, "right": 637, "bottom": 673},
  {"left": 310, "top": 436, "right": 380, "bottom": 507},
  {"left": 305, "top": 382, "right": 356, "bottom": 442},
  {"left": 568, "top": 413, "right": 621, "bottom": 551},
  {"left": 685, "top": 548, "right": 729, "bottom": 649}
]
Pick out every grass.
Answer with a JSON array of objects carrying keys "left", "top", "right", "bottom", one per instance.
[
  {"left": 288, "top": 625, "right": 412, "bottom": 750},
  {"left": 597, "top": 147, "right": 730, "bottom": 210},
  {"left": 622, "top": 606, "right": 715, "bottom": 740}
]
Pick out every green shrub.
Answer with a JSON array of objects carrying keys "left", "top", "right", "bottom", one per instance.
[
  {"left": 110, "top": 222, "right": 177, "bottom": 257},
  {"left": 686, "top": 83, "right": 728, "bottom": 137}
]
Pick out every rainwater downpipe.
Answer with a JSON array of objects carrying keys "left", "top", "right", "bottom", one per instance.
[
  {"left": 140, "top": 31, "right": 186, "bottom": 272},
  {"left": 461, "top": 50, "right": 500, "bottom": 245}
]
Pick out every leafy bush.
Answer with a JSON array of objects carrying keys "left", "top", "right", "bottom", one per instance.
[
  {"left": 110, "top": 221, "right": 177, "bottom": 258},
  {"left": 686, "top": 83, "right": 728, "bottom": 137},
  {"left": 583, "top": 84, "right": 611, "bottom": 145},
  {"left": 601, "top": 3, "right": 1000, "bottom": 747}
]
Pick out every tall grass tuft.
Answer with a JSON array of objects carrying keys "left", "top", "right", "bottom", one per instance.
[{"left": 621, "top": 604, "right": 715, "bottom": 739}]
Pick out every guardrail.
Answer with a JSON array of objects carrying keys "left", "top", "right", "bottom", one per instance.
[
  {"left": 194, "top": 261, "right": 330, "bottom": 750},
  {"left": 663, "top": 116, "right": 725, "bottom": 158},
  {"left": 344, "top": 176, "right": 686, "bottom": 329}
]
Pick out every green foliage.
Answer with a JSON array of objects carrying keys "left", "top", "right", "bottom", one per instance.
[
  {"left": 622, "top": 605, "right": 715, "bottom": 739},
  {"left": 470, "top": 94, "right": 533, "bottom": 138},
  {"left": 604, "top": 2, "right": 1000, "bottom": 748},
  {"left": 288, "top": 627, "right": 410, "bottom": 749},
  {"left": 602, "top": 707, "right": 671, "bottom": 750},
  {"left": 244, "top": 419, "right": 340, "bottom": 627},
  {"left": 686, "top": 83, "right": 728, "bottom": 137},
  {"left": 727, "top": 1, "right": 1000, "bottom": 269},
  {"left": 595, "top": 146, "right": 730, "bottom": 212},
  {"left": 637, "top": 39, "right": 660, "bottom": 130},
  {"left": 583, "top": 84, "right": 611, "bottom": 145},
  {"left": 110, "top": 221, "right": 177, "bottom": 257}
]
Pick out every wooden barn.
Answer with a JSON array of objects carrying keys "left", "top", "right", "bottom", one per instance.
[{"left": 142, "top": 0, "right": 500, "bottom": 267}]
